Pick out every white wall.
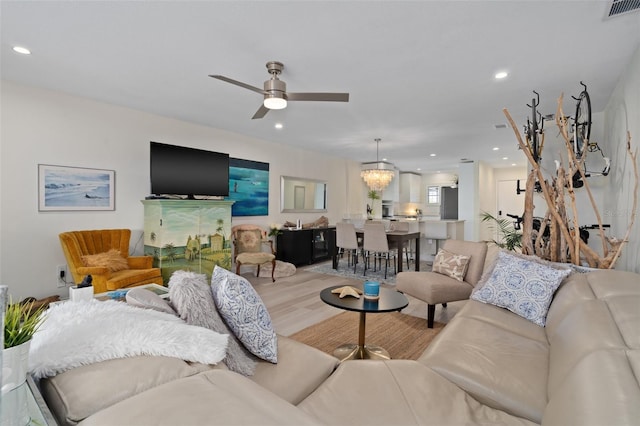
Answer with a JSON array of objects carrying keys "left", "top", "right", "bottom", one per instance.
[
  {"left": 477, "top": 161, "right": 495, "bottom": 242},
  {"left": 603, "top": 45, "right": 640, "bottom": 273},
  {"left": 0, "top": 81, "right": 360, "bottom": 300},
  {"left": 459, "top": 161, "right": 479, "bottom": 241}
]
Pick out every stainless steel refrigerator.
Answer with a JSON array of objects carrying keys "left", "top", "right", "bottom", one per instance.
[{"left": 440, "top": 187, "right": 458, "bottom": 220}]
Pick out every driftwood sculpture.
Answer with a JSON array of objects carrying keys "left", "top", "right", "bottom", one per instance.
[{"left": 503, "top": 95, "right": 638, "bottom": 269}]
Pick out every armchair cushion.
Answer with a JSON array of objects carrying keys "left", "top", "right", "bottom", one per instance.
[
  {"left": 236, "top": 252, "right": 275, "bottom": 265},
  {"left": 82, "top": 248, "right": 129, "bottom": 272},
  {"left": 236, "top": 229, "right": 264, "bottom": 253},
  {"left": 104, "top": 269, "right": 164, "bottom": 291},
  {"left": 397, "top": 271, "right": 474, "bottom": 305},
  {"left": 432, "top": 248, "right": 470, "bottom": 282}
]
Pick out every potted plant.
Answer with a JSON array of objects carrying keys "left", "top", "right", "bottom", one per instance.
[
  {"left": 367, "top": 190, "right": 380, "bottom": 219},
  {"left": 480, "top": 211, "right": 522, "bottom": 252},
  {"left": 268, "top": 224, "right": 283, "bottom": 252},
  {"left": 3, "top": 299, "right": 46, "bottom": 392}
]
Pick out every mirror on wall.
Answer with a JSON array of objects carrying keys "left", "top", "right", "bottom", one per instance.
[{"left": 281, "top": 176, "right": 327, "bottom": 213}]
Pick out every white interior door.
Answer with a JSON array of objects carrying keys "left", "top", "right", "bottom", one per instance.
[{"left": 496, "top": 180, "right": 525, "bottom": 241}]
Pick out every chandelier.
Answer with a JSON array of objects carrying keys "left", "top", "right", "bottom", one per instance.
[{"left": 360, "top": 138, "right": 396, "bottom": 191}]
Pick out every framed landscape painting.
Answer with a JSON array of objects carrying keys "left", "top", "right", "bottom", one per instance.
[
  {"left": 227, "top": 158, "right": 269, "bottom": 216},
  {"left": 38, "top": 164, "right": 115, "bottom": 211}
]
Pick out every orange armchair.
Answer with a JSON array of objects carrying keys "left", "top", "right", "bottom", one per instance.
[{"left": 59, "top": 229, "right": 163, "bottom": 294}]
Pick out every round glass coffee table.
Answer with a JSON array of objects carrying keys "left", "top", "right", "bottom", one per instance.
[{"left": 320, "top": 285, "right": 409, "bottom": 361}]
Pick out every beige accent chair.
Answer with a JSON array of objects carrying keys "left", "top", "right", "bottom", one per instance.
[
  {"left": 396, "top": 239, "right": 487, "bottom": 328},
  {"left": 363, "top": 221, "right": 395, "bottom": 279},
  {"left": 335, "top": 222, "right": 361, "bottom": 273},
  {"left": 231, "top": 225, "right": 276, "bottom": 282}
]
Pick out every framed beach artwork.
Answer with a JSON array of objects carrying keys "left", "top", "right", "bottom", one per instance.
[
  {"left": 38, "top": 164, "right": 115, "bottom": 211},
  {"left": 227, "top": 158, "right": 269, "bottom": 216}
]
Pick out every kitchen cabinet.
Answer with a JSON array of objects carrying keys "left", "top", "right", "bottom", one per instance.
[
  {"left": 277, "top": 227, "right": 336, "bottom": 266},
  {"left": 381, "top": 170, "right": 400, "bottom": 202},
  {"left": 141, "top": 199, "right": 234, "bottom": 283},
  {"left": 400, "top": 172, "right": 422, "bottom": 203}
]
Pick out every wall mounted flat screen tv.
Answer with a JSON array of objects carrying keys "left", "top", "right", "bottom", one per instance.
[{"left": 150, "top": 141, "right": 230, "bottom": 198}]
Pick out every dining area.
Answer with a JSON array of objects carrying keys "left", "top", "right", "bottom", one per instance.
[{"left": 332, "top": 221, "right": 421, "bottom": 278}]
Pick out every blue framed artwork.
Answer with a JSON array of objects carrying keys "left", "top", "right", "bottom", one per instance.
[
  {"left": 227, "top": 158, "right": 269, "bottom": 216},
  {"left": 38, "top": 164, "right": 115, "bottom": 211}
]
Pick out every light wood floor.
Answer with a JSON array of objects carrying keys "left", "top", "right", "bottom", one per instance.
[{"left": 243, "top": 260, "right": 465, "bottom": 336}]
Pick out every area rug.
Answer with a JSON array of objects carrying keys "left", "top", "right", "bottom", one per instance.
[
  {"left": 289, "top": 311, "right": 444, "bottom": 360},
  {"left": 306, "top": 260, "right": 432, "bottom": 286},
  {"left": 256, "top": 260, "right": 296, "bottom": 278}
]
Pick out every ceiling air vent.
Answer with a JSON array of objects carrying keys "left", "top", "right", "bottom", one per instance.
[
  {"left": 494, "top": 124, "right": 507, "bottom": 129},
  {"left": 605, "top": 0, "right": 640, "bottom": 18}
]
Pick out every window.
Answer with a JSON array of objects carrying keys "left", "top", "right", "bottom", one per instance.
[{"left": 427, "top": 186, "right": 440, "bottom": 205}]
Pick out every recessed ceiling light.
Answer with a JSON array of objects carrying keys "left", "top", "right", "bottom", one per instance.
[
  {"left": 502, "top": 157, "right": 509, "bottom": 160},
  {"left": 492, "top": 147, "right": 499, "bottom": 151},
  {"left": 430, "top": 153, "right": 436, "bottom": 157},
  {"left": 13, "top": 46, "right": 31, "bottom": 55},
  {"left": 512, "top": 163, "right": 517, "bottom": 166},
  {"left": 416, "top": 168, "right": 421, "bottom": 171},
  {"left": 274, "top": 123, "right": 283, "bottom": 129},
  {"left": 495, "top": 71, "right": 508, "bottom": 79}
]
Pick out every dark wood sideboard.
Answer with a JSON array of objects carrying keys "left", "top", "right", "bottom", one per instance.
[{"left": 276, "top": 227, "right": 336, "bottom": 266}]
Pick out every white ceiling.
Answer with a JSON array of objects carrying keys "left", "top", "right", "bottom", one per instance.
[{"left": 2, "top": 1, "right": 639, "bottom": 173}]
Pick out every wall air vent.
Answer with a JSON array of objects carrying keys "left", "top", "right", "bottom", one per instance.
[{"left": 605, "top": 0, "right": 640, "bottom": 18}]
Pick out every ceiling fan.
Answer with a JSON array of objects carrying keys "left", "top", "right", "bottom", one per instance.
[{"left": 209, "top": 61, "right": 349, "bottom": 119}]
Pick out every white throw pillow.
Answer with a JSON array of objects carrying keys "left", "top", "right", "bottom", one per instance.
[
  {"left": 471, "top": 251, "right": 571, "bottom": 326},
  {"left": 211, "top": 266, "right": 278, "bottom": 363}
]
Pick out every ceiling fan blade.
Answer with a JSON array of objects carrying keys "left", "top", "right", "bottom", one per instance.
[
  {"left": 286, "top": 92, "right": 349, "bottom": 102},
  {"left": 252, "top": 104, "right": 269, "bottom": 120},
  {"left": 209, "top": 75, "right": 266, "bottom": 95}
]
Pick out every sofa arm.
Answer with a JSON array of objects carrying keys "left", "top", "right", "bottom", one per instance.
[{"left": 127, "top": 255, "right": 154, "bottom": 269}]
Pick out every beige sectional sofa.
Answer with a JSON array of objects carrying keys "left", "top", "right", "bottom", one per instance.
[{"left": 39, "top": 267, "right": 639, "bottom": 425}]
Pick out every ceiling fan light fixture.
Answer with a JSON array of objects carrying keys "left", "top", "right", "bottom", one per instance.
[{"left": 263, "top": 95, "right": 287, "bottom": 110}]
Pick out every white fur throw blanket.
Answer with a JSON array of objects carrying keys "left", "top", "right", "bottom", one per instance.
[{"left": 29, "top": 300, "right": 228, "bottom": 379}]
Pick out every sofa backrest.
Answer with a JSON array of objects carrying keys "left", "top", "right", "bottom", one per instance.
[
  {"left": 542, "top": 270, "right": 640, "bottom": 425},
  {"left": 442, "top": 239, "right": 487, "bottom": 286}
]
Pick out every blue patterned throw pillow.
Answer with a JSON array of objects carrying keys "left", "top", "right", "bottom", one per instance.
[
  {"left": 471, "top": 251, "right": 572, "bottom": 326},
  {"left": 211, "top": 266, "right": 278, "bottom": 363}
]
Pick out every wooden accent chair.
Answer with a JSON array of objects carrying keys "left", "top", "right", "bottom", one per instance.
[
  {"left": 396, "top": 239, "right": 487, "bottom": 328},
  {"left": 59, "top": 229, "right": 163, "bottom": 294},
  {"left": 231, "top": 225, "right": 276, "bottom": 282}
]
